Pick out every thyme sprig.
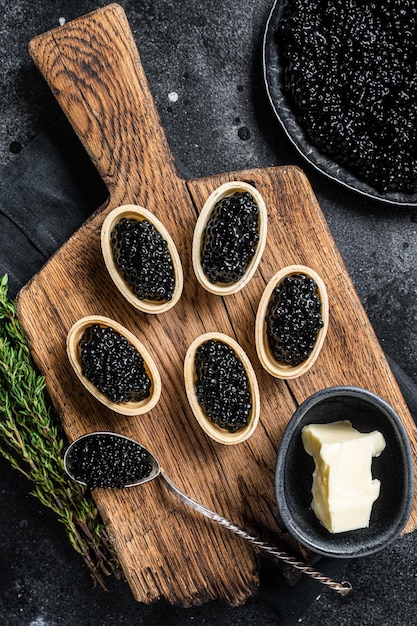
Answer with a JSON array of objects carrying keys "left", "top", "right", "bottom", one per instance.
[{"left": 0, "top": 274, "right": 122, "bottom": 589}]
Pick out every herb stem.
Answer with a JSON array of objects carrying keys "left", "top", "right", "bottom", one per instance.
[{"left": 0, "top": 274, "right": 122, "bottom": 589}]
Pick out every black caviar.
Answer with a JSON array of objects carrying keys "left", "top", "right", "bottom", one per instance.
[
  {"left": 278, "top": 0, "right": 417, "bottom": 194},
  {"left": 79, "top": 324, "right": 151, "bottom": 403},
  {"left": 66, "top": 433, "right": 153, "bottom": 489},
  {"left": 111, "top": 217, "right": 175, "bottom": 301},
  {"left": 201, "top": 191, "right": 260, "bottom": 284},
  {"left": 266, "top": 274, "right": 323, "bottom": 366},
  {"left": 194, "top": 339, "right": 251, "bottom": 432}
]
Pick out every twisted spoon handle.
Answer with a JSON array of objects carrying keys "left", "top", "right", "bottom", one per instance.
[{"left": 159, "top": 470, "right": 352, "bottom": 597}]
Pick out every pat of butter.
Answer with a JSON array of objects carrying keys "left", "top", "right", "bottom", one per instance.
[{"left": 302, "top": 420, "right": 386, "bottom": 533}]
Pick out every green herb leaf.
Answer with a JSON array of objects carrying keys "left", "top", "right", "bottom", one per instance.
[{"left": 0, "top": 274, "right": 122, "bottom": 588}]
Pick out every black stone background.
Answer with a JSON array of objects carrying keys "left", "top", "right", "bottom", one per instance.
[{"left": 1, "top": 1, "right": 417, "bottom": 624}]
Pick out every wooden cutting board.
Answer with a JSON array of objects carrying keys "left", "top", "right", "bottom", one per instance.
[{"left": 16, "top": 3, "right": 417, "bottom": 607}]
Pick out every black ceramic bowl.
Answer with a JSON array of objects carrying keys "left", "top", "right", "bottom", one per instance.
[
  {"left": 275, "top": 386, "right": 414, "bottom": 558},
  {"left": 263, "top": 0, "right": 417, "bottom": 206}
]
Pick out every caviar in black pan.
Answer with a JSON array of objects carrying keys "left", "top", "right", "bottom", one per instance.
[
  {"left": 79, "top": 324, "right": 151, "bottom": 403},
  {"left": 201, "top": 191, "right": 260, "bottom": 284},
  {"left": 266, "top": 274, "right": 323, "bottom": 366},
  {"left": 278, "top": 0, "right": 417, "bottom": 194},
  {"left": 67, "top": 434, "right": 153, "bottom": 489},
  {"left": 194, "top": 339, "right": 251, "bottom": 432},
  {"left": 111, "top": 217, "right": 175, "bottom": 301}
]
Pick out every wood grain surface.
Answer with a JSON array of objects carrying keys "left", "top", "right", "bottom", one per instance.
[{"left": 16, "top": 3, "right": 417, "bottom": 606}]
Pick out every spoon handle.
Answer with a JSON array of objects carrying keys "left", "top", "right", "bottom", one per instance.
[{"left": 159, "top": 470, "right": 351, "bottom": 597}]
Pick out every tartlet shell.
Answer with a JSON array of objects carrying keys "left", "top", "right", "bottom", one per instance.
[
  {"left": 66, "top": 315, "right": 161, "bottom": 415},
  {"left": 101, "top": 204, "right": 183, "bottom": 314},
  {"left": 255, "top": 265, "right": 329, "bottom": 379},
  {"left": 192, "top": 181, "right": 268, "bottom": 295},
  {"left": 184, "top": 331, "right": 260, "bottom": 445}
]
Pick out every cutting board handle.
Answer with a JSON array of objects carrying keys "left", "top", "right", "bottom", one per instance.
[{"left": 28, "top": 3, "right": 180, "bottom": 206}]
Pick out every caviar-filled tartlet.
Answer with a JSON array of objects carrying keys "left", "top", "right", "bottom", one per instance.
[
  {"left": 192, "top": 182, "right": 267, "bottom": 295},
  {"left": 255, "top": 266, "right": 329, "bottom": 379},
  {"left": 184, "top": 332, "right": 260, "bottom": 444},
  {"left": 67, "top": 315, "right": 161, "bottom": 415},
  {"left": 101, "top": 205, "right": 183, "bottom": 313}
]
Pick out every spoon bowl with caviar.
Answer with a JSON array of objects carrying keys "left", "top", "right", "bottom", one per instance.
[{"left": 64, "top": 430, "right": 352, "bottom": 596}]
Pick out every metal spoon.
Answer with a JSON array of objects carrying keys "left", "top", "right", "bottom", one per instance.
[{"left": 64, "top": 431, "right": 351, "bottom": 596}]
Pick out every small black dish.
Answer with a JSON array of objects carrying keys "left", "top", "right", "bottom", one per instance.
[{"left": 275, "top": 386, "right": 414, "bottom": 558}]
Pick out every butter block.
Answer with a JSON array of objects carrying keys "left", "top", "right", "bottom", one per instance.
[{"left": 302, "top": 420, "right": 386, "bottom": 533}]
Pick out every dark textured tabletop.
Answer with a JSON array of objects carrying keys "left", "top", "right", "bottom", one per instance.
[{"left": 1, "top": 1, "right": 417, "bottom": 624}]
